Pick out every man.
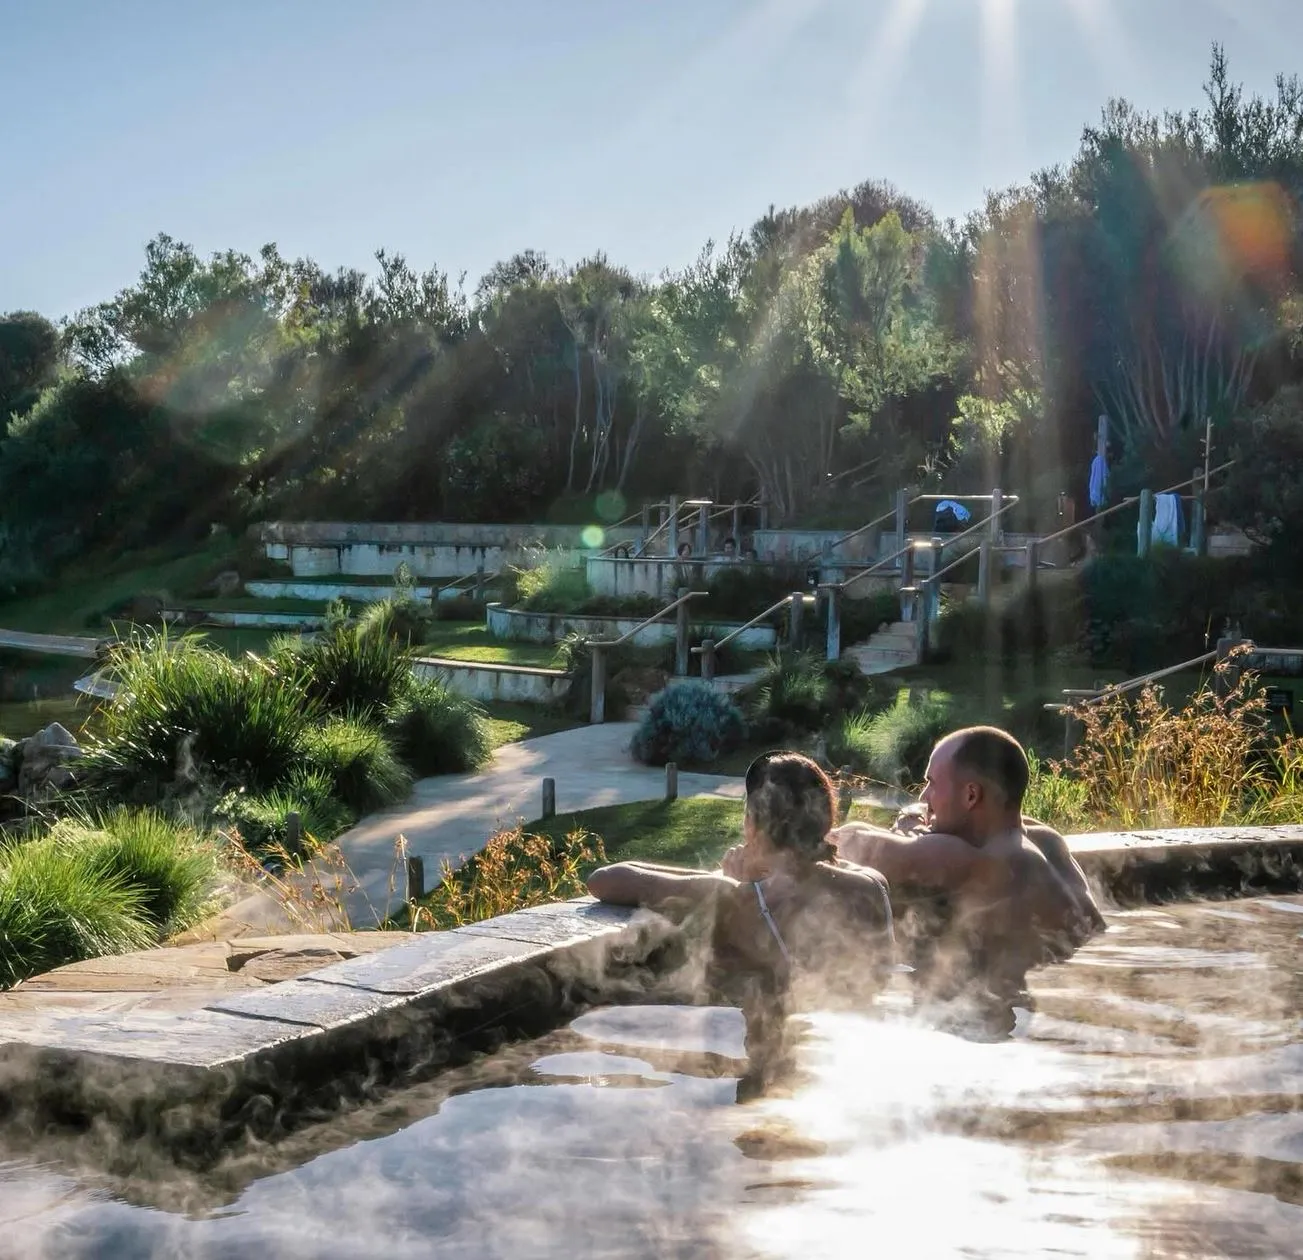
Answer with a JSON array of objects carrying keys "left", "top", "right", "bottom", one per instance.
[{"left": 832, "top": 727, "right": 1103, "bottom": 1017}]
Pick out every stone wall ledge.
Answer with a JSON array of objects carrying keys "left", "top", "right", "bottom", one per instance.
[
  {"left": 3, "top": 826, "right": 1301, "bottom": 1150},
  {"left": 0, "top": 899, "right": 659, "bottom": 1152}
]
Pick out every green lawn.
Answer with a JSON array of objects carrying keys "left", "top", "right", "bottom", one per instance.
[
  {"left": 522, "top": 796, "right": 892, "bottom": 872},
  {"left": 419, "top": 623, "right": 562, "bottom": 667},
  {"left": 0, "top": 539, "right": 239, "bottom": 635},
  {"left": 480, "top": 702, "right": 582, "bottom": 750}
]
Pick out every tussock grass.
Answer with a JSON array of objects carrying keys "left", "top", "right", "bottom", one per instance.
[{"left": 0, "top": 808, "right": 220, "bottom": 988}]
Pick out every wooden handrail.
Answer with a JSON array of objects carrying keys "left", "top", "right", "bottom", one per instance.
[
  {"left": 1044, "top": 650, "right": 1219, "bottom": 711},
  {"left": 590, "top": 590, "right": 709, "bottom": 650}
]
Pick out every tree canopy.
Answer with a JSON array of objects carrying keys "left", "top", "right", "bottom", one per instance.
[{"left": 4, "top": 46, "right": 1302, "bottom": 571}]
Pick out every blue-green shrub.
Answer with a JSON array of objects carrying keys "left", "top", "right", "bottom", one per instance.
[{"left": 631, "top": 681, "right": 745, "bottom": 767}]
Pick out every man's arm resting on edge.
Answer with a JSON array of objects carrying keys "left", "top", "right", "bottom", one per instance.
[{"left": 830, "top": 823, "right": 983, "bottom": 891}]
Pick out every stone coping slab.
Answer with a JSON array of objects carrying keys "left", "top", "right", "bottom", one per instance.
[
  {"left": 0, "top": 898, "right": 647, "bottom": 1142},
  {"left": 2, "top": 829, "right": 1302, "bottom": 1144}
]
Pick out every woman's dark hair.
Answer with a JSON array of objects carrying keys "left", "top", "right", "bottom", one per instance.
[{"left": 744, "top": 752, "right": 836, "bottom": 863}]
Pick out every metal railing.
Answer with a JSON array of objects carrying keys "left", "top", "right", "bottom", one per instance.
[
  {"left": 586, "top": 589, "right": 708, "bottom": 723},
  {"left": 690, "top": 591, "right": 816, "bottom": 679}
]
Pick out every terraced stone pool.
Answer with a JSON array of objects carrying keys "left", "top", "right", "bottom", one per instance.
[{"left": 3, "top": 893, "right": 1302, "bottom": 1258}]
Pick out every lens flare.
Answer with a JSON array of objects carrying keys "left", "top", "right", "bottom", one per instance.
[{"left": 581, "top": 525, "right": 606, "bottom": 549}]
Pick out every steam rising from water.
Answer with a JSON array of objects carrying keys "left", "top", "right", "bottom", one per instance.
[{"left": 5, "top": 898, "right": 1303, "bottom": 1258}]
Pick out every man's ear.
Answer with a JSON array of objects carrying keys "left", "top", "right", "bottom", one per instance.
[{"left": 963, "top": 780, "right": 982, "bottom": 809}]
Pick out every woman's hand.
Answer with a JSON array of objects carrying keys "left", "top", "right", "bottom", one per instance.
[{"left": 721, "top": 843, "right": 767, "bottom": 882}]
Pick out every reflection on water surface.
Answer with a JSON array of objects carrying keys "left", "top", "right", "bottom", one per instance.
[{"left": 4, "top": 896, "right": 1303, "bottom": 1259}]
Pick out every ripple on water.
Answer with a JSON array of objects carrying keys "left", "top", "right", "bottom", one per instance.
[{"left": 1, "top": 897, "right": 1302, "bottom": 1258}]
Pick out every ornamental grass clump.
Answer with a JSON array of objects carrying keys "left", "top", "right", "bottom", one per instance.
[{"left": 413, "top": 825, "right": 605, "bottom": 931}]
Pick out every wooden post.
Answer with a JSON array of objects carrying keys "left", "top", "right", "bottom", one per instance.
[
  {"left": 639, "top": 503, "right": 651, "bottom": 554},
  {"left": 1137, "top": 489, "right": 1154, "bottom": 558},
  {"left": 405, "top": 854, "right": 425, "bottom": 903},
  {"left": 825, "top": 586, "right": 842, "bottom": 661},
  {"left": 590, "top": 644, "right": 607, "bottom": 723},
  {"left": 930, "top": 538, "right": 944, "bottom": 584},
  {"left": 675, "top": 587, "right": 690, "bottom": 676},
  {"left": 701, "top": 638, "right": 717, "bottom": 681},
  {"left": 731, "top": 502, "right": 741, "bottom": 545},
  {"left": 665, "top": 762, "right": 679, "bottom": 802},
  {"left": 474, "top": 561, "right": 486, "bottom": 600},
  {"left": 758, "top": 498, "right": 770, "bottom": 531},
  {"left": 541, "top": 777, "right": 556, "bottom": 820},
  {"left": 894, "top": 487, "right": 908, "bottom": 555},
  {"left": 977, "top": 540, "right": 993, "bottom": 608},
  {"left": 1024, "top": 540, "right": 1039, "bottom": 592},
  {"left": 788, "top": 592, "right": 805, "bottom": 654},
  {"left": 989, "top": 487, "right": 1003, "bottom": 543},
  {"left": 667, "top": 494, "right": 680, "bottom": 558},
  {"left": 1190, "top": 466, "right": 1207, "bottom": 556},
  {"left": 285, "top": 811, "right": 302, "bottom": 853},
  {"left": 697, "top": 503, "right": 709, "bottom": 555},
  {"left": 901, "top": 541, "right": 915, "bottom": 590}
]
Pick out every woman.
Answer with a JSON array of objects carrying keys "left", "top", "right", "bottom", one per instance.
[{"left": 586, "top": 752, "right": 898, "bottom": 1008}]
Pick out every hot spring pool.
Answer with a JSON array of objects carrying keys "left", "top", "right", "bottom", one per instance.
[{"left": 4, "top": 894, "right": 1303, "bottom": 1259}]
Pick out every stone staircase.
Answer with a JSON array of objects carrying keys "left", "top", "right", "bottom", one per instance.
[{"left": 843, "top": 621, "right": 922, "bottom": 676}]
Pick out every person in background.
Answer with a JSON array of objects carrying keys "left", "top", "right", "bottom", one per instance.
[
  {"left": 933, "top": 499, "right": 972, "bottom": 535},
  {"left": 742, "top": 545, "right": 759, "bottom": 563},
  {"left": 677, "top": 541, "right": 694, "bottom": 559},
  {"left": 587, "top": 753, "right": 898, "bottom": 1009},
  {"left": 831, "top": 727, "right": 1102, "bottom": 1027},
  {"left": 722, "top": 536, "right": 739, "bottom": 562}
]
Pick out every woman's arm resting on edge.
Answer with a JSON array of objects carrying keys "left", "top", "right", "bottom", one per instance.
[{"left": 586, "top": 862, "right": 735, "bottom": 911}]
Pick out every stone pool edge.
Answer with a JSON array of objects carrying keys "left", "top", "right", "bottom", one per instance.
[{"left": 1, "top": 825, "right": 1301, "bottom": 1135}]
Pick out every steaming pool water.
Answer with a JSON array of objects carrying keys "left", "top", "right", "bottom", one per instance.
[{"left": 4, "top": 894, "right": 1303, "bottom": 1259}]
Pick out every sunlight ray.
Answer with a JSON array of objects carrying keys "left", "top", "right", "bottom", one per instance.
[
  {"left": 979, "top": 0, "right": 1025, "bottom": 174},
  {"left": 1061, "top": 0, "right": 1145, "bottom": 90},
  {"left": 839, "top": 0, "right": 931, "bottom": 134},
  {"left": 623, "top": 0, "right": 831, "bottom": 140}
]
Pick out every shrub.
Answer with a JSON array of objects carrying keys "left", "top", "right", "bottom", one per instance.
[
  {"left": 271, "top": 616, "right": 413, "bottom": 718},
  {"left": 303, "top": 717, "right": 413, "bottom": 813},
  {"left": 412, "top": 825, "right": 605, "bottom": 931},
  {"left": 741, "top": 653, "right": 893, "bottom": 738},
  {"left": 0, "top": 840, "right": 153, "bottom": 988},
  {"left": 1064, "top": 653, "right": 1270, "bottom": 829},
  {"left": 1022, "top": 752, "right": 1090, "bottom": 833},
  {"left": 356, "top": 596, "right": 431, "bottom": 648},
  {"left": 68, "top": 808, "right": 219, "bottom": 936},
  {"left": 743, "top": 654, "right": 830, "bottom": 735},
  {"left": 385, "top": 676, "right": 493, "bottom": 777},
  {"left": 705, "top": 564, "right": 812, "bottom": 620},
  {"left": 88, "top": 634, "right": 311, "bottom": 800},
  {"left": 631, "top": 681, "right": 746, "bottom": 767},
  {"left": 853, "top": 696, "right": 951, "bottom": 786},
  {"left": 514, "top": 550, "right": 591, "bottom": 613},
  {"left": 825, "top": 707, "right": 878, "bottom": 775},
  {"left": 218, "top": 769, "right": 356, "bottom": 856}
]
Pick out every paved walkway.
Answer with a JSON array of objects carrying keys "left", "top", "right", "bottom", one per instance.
[{"left": 334, "top": 722, "right": 746, "bottom": 916}]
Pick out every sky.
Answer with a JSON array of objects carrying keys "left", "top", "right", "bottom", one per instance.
[{"left": 4, "top": 0, "right": 1302, "bottom": 319}]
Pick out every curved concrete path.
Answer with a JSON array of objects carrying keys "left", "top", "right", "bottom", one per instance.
[{"left": 335, "top": 722, "right": 745, "bottom": 918}]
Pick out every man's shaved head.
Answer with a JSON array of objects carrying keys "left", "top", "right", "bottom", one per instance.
[{"left": 942, "top": 726, "right": 1030, "bottom": 811}]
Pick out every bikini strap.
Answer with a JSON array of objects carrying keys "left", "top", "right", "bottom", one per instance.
[{"left": 753, "top": 881, "right": 793, "bottom": 966}]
